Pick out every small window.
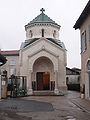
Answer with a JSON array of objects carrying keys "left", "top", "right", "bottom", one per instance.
[
  {"left": 53, "top": 30, "right": 56, "bottom": 38},
  {"left": 10, "top": 68, "right": 15, "bottom": 75},
  {"left": 78, "top": 76, "right": 80, "bottom": 83},
  {"left": 87, "top": 60, "right": 90, "bottom": 70},
  {"left": 42, "top": 29, "right": 44, "bottom": 37},
  {"left": 10, "top": 60, "right": 16, "bottom": 65},
  {"left": 66, "top": 77, "right": 69, "bottom": 85},
  {"left": 29, "top": 30, "right": 33, "bottom": 38},
  {"left": 81, "top": 31, "right": 87, "bottom": 53}
]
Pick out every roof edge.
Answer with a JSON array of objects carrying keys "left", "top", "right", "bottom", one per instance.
[
  {"left": 25, "top": 22, "right": 60, "bottom": 30},
  {"left": 1, "top": 50, "right": 19, "bottom": 56},
  {"left": 74, "top": 0, "right": 90, "bottom": 29}
]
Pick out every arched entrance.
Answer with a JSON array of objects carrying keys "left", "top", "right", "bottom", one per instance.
[{"left": 33, "top": 56, "right": 54, "bottom": 91}]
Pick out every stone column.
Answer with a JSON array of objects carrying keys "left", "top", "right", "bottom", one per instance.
[
  {"left": 27, "top": 70, "right": 33, "bottom": 95},
  {"left": 54, "top": 70, "right": 59, "bottom": 95}
]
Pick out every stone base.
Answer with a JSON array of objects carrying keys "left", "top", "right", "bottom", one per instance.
[
  {"left": 81, "top": 94, "right": 84, "bottom": 99},
  {"left": 58, "top": 86, "right": 67, "bottom": 95},
  {"left": 33, "top": 91, "right": 54, "bottom": 96},
  {"left": 54, "top": 89, "right": 59, "bottom": 95},
  {"left": 27, "top": 89, "right": 33, "bottom": 95},
  {"left": 54, "top": 86, "right": 67, "bottom": 95}
]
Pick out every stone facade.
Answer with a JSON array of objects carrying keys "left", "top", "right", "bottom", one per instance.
[
  {"left": 20, "top": 9, "right": 67, "bottom": 95},
  {"left": 26, "top": 24, "right": 60, "bottom": 40},
  {"left": 20, "top": 37, "right": 67, "bottom": 95}
]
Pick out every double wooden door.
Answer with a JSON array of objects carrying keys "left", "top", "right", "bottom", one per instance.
[{"left": 36, "top": 72, "right": 50, "bottom": 90}]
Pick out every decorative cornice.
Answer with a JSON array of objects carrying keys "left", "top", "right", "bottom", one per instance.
[
  {"left": 25, "top": 22, "right": 60, "bottom": 30},
  {"left": 22, "top": 37, "right": 65, "bottom": 52},
  {"left": 28, "top": 46, "right": 59, "bottom": 58}
]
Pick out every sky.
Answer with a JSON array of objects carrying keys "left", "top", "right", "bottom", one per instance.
[{"left": 0, "top": 0, "right": 89, "bottom": 69}]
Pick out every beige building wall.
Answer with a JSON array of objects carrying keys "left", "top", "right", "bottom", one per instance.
[
  {"left": 80, "top": 14, "right": 90, "bottom": 99},
  {"left": 1, "top": 55, "right": 20, "bottom": 78}
]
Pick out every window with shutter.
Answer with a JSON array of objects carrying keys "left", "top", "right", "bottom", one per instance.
[{"left": 81, "top": 31, "right": 87, "bottom": 53}]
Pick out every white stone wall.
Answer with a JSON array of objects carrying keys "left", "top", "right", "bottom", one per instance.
[
  {"left": 20, "top": 38, "right": 66, "bottom": 73},
  {"left": 26, "top": 24, "right": 60, "bottom": 40},
  {"left": 19, "top": 37, "right": 67, "bottom": 92}
]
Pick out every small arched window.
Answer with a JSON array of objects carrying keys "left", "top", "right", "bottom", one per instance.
[
  {"left": 66, "top": 77, "right": 69, "bottom": 85},
  {"left": 42, "top": 29, "right": 44, "bottom": 37},
  {"left": 53, "top": 30, "right": 56, "bottom": 38},
  {"left": 29, "top": 30, "right": 33, "bottom": 38},
  {"left": 87, "top": 60, "right": 90, "bottom": 70}
]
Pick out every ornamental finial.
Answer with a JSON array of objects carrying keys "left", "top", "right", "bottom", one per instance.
[{"left": 40, "top": 8, "right": 45, "bottom": 13}]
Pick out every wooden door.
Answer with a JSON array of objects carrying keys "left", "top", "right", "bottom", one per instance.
[
  {"left": 37, "top": 72, "right": 43, "bottom": 90},
  {"left": 43, "top": 72, "right": 50, "bottom": 90}
]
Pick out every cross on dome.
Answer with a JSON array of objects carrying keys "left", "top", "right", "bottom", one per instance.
[{"left": 40, "top": 8, "right": 45, "bottom": 13}]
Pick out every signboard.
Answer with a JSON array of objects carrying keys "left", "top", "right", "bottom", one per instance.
[{"left": 2, "top": 81, "right": 5, "bottom": 85}]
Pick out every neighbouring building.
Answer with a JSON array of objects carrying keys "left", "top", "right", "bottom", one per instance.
[
  {"left": 1, "top": 50, "right": 19, "bottom": 77},
  {"left": 1, "top": 8, "right": 67, "bottom": 95},
  {"left": 74, "top": 0, "right": 90, "bottom": 99},
  {"left": 66, "top": 67, "right": 81, "bottom": 91}
]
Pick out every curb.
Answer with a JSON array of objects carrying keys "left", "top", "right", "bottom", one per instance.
[{"left": 71, "top": 100, "right": 90, "bottom": 114}]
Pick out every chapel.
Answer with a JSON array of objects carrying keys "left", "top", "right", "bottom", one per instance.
[{"left": 19, "top": 8, "right": 67, "bottom": 95}]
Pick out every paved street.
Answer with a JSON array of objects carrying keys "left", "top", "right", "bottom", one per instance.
[{"left": 0, "top": 91, "right": 90, "bottom": 120}]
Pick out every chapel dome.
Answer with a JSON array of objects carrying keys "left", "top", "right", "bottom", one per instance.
[
  {"left": 20, "top": 9, "right": 66, "bottom": 50},
  {"left": 25, "top": 8, "right": 60, "bottom": 29},
  {"left": 25, "top": 8, "right": 61, "bottom": 40}
]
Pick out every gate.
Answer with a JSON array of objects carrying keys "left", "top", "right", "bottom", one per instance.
[{"left": 7, "top": 75, "right": 27, "bottom": 97}]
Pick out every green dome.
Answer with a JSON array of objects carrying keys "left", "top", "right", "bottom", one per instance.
[{"left": 26, "top": 8, "right": 60, "bottom": 27}]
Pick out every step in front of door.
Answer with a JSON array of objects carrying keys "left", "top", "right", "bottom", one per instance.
[{"left": 33, "top": 91, "right": 55, "bottom": 96}]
